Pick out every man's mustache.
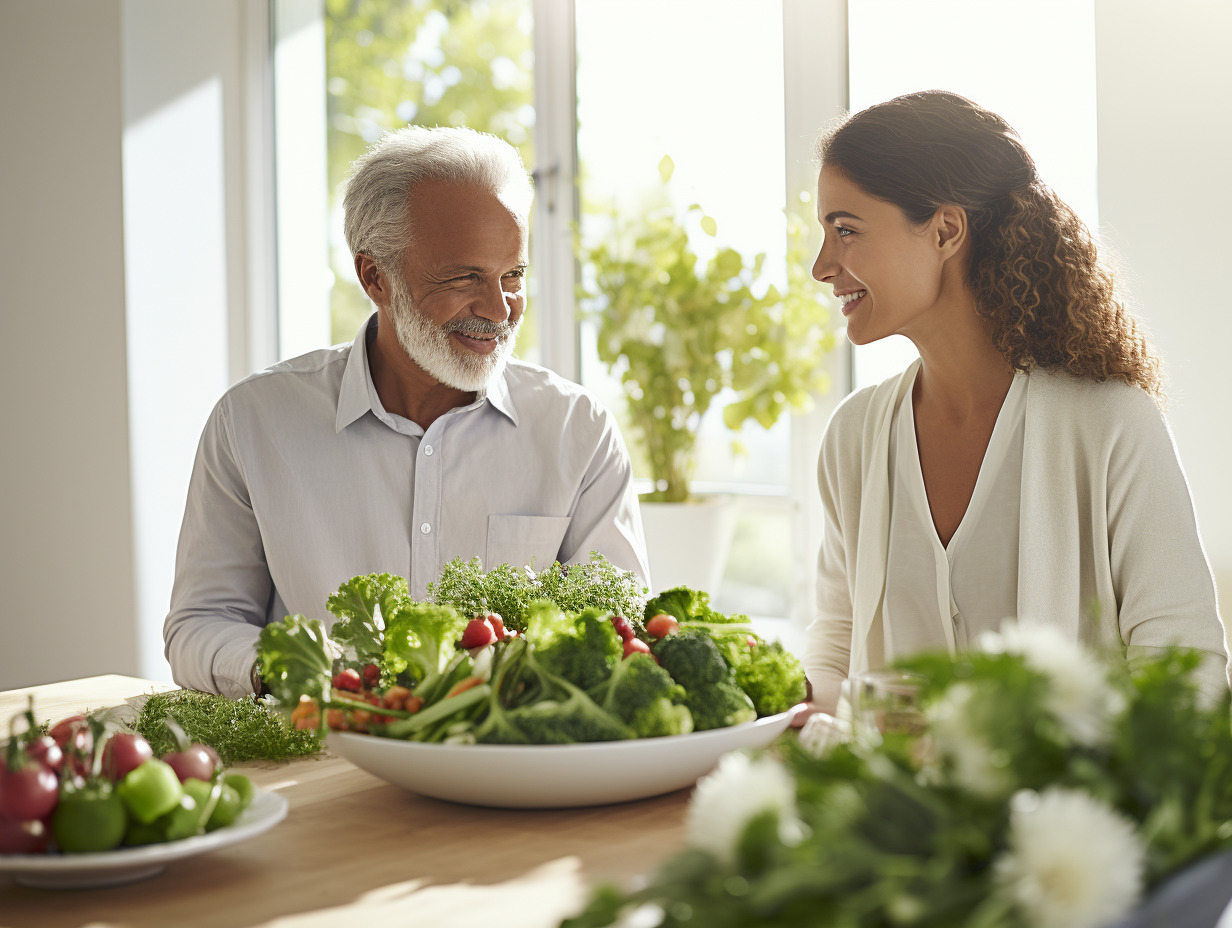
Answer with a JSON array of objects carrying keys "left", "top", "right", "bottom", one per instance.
[{"left": 444, "top": 317, "right": 518, "bottom": 338}]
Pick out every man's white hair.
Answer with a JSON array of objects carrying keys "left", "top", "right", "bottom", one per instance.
[{"left": 342, "top": 125, "right": 533, "bottom": 271}]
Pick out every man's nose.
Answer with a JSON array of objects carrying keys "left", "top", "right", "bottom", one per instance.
[{"left": 472, "top": 277, "right": 513, "bottom": 323}]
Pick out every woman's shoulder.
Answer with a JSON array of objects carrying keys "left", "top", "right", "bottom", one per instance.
[{"left": 1027, "top": 367, "right": 1163, "bottom": 429}]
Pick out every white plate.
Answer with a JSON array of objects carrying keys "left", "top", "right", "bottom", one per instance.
[
  {"left": 0, "top": 788, "right": 288, "bottom": 889},
  {"left": 328, "top": 710, "right": 796, "bottom": 808}
]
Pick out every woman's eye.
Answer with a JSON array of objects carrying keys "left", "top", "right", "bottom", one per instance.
[{"left": 835, "top": 226, "right": 855, "bottom": 239}]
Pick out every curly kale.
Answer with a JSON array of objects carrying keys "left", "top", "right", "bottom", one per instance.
[
  {"left": 733, "top": 639, "right": 807, "bottom": 716},
  {"left": 257, "top": 614, "right": 337, "bottom": 706},
  {"left": 382, "top": 602, "right": 469, "bottom": 689},
  {"left": 327, "top": 572, "right": 412, "bottom": 663}
]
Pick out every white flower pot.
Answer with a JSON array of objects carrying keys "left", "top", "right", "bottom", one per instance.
[{"left": 638, "top": 496, "right": 740, "bottom": 595}]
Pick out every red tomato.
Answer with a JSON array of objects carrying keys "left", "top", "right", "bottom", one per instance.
[
  {"left": 623, "top": 638, "right": 652, "bottom": 659},
  {"left": 332, "top": 669, "right": 363, "bottom": 692},
  {"left": 25, "top": 735, "right": 64, "bottom": 773},
  {"left": 0, "top": 760, "right": 59, "bottom": 821},
  {"left": 49, "top": 716, "right": 89, "bottom": 753},
  {"left": 161, "top": 744, "right": 220, "bottom": 783},
  {"left": 610, "top": 616, "right": 635, "bottom": 642},
  {"left": 0, "top": 816, "right": 49, "bottom": 854},
  {"left": 361, "top": 663, "right": 381, "bottom": 688},
  {"left": 645, "top": 614, "right": 680, "bottom": 639},
  {"left": 459, "top": 617, "right": 497, "bottom": 650},
  {"left": 486, "top": 613, "right": 506, "bottom": 639},
  {"left": 102, "top": 733, "right": 154, "bottom": 781}
]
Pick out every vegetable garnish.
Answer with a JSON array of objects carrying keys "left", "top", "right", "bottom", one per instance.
[
  {"left": 134, "top": 690, "right": 321, "bottom": 764},
  {"left": 256, "top": 567, "right": 807, "bottom": 746}
]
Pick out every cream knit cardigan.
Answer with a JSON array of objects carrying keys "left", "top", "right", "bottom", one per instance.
[{"left": 804, "top": 359, "right": 1231, "bottom": 701}]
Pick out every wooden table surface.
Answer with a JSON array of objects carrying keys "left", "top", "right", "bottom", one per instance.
[{"left": 0, "top": 676, "right": 689, "bottom": 928}]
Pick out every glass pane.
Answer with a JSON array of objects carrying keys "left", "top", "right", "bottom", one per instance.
[
  {"left": 576, "top": 0, "right": 812, "bottom": 614},
  {"left": 324, "top": 0, "right": 538, "bottom": 357},
  {"left": 846, "top": 0, "right": 1098, "bottom": 391}
]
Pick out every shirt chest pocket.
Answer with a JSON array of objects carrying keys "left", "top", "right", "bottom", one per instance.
[{"left": 485, "top": 514, "right": 571, "bottom": 570}]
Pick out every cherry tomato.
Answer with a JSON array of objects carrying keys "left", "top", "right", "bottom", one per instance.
[
  {"left": 623, "top": 638, "right": 652, "bottom": 659},
  {"left": 361, "top": 663, "right": 381, "bottom": 688},
  {"left": 611, "top": 616, "right": 635, "bottom": 642},
  {"left": 459, "top": 617, "right": 497, "bottom": 649},
  {"left": 0, "top": 760, "right": 59, "bottom": 821},
  {"left": 48, "top": 715, "right": 87, "bottom": 749},
  {"left": 332, "top": 668, "right": 362, "bottom": 692},
  {"left": 162, "top": 744, "right": 220, "bottom": 783},
  {"left": 645, "top": 613, "right": 680, "bottom": 639},
  {"left": 25, "top": 735, "right": 64, "bottom": 773},
  {"left": 0, "top": 816, "right": 49, "bottom": 854},
  {"left": 485, "top": 613, "right": 507, "bottom": 639},
  {"left": 102, "top": 733, "right": 154, "bottom": 781}
]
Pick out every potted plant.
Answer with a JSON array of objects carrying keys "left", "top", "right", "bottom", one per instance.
[{"left": 577, "top": 156, "right": 836, "bottom": 592}]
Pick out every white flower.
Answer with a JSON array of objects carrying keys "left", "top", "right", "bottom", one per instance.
[
  {"left": 979, "top": 621, "right": 1124, "bottom": 746},
  {"left": 994, "top": 787, "right": 1145, "bottom": 928},
  {"left": 685, "top": 752, "right": 804, "bottom": 864},
  {"left": 924, "top": 682, "right": 1013, "bottom": 799}
]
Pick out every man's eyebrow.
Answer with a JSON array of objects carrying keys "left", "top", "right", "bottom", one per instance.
[{"left": 824, "top": 210, "right": 864, "bottom": 224}]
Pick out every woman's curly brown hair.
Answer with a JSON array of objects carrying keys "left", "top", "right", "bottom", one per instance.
[{"left": 817, "top": 90, "right": 1163, "bottom": 397}]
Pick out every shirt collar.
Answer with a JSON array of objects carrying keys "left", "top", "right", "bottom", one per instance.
[{"left": 335, "top": 313, "right": 521, "bottom": 432}]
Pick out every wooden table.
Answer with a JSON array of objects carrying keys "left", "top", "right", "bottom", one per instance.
[{"left": 0, "top": 676, "right": 689, "bottom": 928}]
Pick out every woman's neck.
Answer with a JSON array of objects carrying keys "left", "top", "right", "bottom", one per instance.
[{"left": 908, "top": 292, "right": 1015, "bottom": 422}]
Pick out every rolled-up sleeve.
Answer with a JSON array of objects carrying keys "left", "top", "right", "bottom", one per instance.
[{"left": 164, "top": 397, "right": 272, "bottom": 698}]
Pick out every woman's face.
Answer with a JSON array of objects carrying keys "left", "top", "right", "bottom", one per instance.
[{"left": 812, "top": 165, "right": 948, "bottom": 346}]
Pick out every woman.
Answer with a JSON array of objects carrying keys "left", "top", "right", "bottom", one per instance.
[{"left": 803, "top": 90, "right": 1229, "bottom": 714}]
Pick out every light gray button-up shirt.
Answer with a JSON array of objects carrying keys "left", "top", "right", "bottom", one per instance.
[{"left": 165, "top": 315, "right": 649, "bottom": 697}]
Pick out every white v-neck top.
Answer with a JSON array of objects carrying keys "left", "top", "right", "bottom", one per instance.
[{"left": 883, "top": 371, "right": 1028, "bottom": 660}]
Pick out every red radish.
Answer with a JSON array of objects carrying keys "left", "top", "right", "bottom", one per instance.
[
  {"left": 361, "top": 663, "right": 381, "bottom": 688},
  {"left": 0, "top": 760, "right": 59, "bottom": 821},
  {"left": 162, "top": 744, "right": 219, "bottom": 783},
  {"left": 485, "top": 613, "right": 506, "bottom": 639},
  {"left": 459, "top": 617, "right": 497, "bottom": 649},
  {"left": 25, "top": 735, "right": 64, "bottom": 773},
  {"left": 101, "top": 733, "right": 154, "bottom": 781},
  {"left": 645, "top": 614, "right": 680, "bottom": 639},
  {"left": 611, "top": 616, "right": 634, "bottom": 642},
  {"left": 332, "top": 668, "right": 363, "bottom": 692},
  {"left": 623, "top": 638, "right": 651, "bottom": 659}
]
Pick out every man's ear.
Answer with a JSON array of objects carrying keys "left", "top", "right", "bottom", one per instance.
[
  {"left": 355, "top": 253, "right": 392, "bottom": 306},
  {"left": 934, "top": 204, "right": 968, "bottom": 259}
]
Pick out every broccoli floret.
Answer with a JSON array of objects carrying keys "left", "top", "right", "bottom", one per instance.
[
  {"left": 529, "top": 604, "right": 623, "bottom": 690},
  {"left": 653, "top": 631, "right": 730, "bottom": 691},
  {"left": 734, "top": 640, "right": 807, "bottom": 716},
  {"left": 686, "top": 680, "right": 757, "bottom": 731},
  {"left": 382, "top": 602, "right": 469, "bottom": 689},
  {"left": 326, "top": 573, "right": 412, "bottom": 663},
  {"left": 592, "top": 653, "right": 693, "bottom": 738}
]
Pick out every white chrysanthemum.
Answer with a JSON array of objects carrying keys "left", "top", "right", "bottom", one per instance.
[
  {"left": 686, "top": 752, "right": 804, "bottom": 864},
  {"left": 924, "top": 682, "right": 1013, "bottom": 799},
  {"left": 979, "top": 621, "right": 1124, "bottom": 746},
  {"left": 994, "top": 788, "right": 1145, "bottom": 928}
]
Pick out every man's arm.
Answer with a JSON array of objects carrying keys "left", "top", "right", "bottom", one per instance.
[
  {"left": 164, "top": 397, "right": 274, "bottom": 698},
  {"left": 558, "top": 408, "right": 652, "bottom": 587}
]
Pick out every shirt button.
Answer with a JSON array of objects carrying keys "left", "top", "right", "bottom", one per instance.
[
  {"left": 423, "top": 445, "right": 433, "bottom": 456},
  {"left": 420, "top": 522, "right": 431, "bottom": 535}
]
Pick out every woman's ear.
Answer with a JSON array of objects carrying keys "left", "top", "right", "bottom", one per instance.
[{"left": 934, "top": 204, "right": 968, "bottom": 259}]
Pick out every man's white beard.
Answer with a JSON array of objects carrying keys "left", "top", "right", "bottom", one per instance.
[{"left": 387, "top": 274, "right": 520, "bottom": 393}]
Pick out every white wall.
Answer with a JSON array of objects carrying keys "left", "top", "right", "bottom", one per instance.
[
  {"left": 0, "top": 2, "right": 140, "bottom": 689},
  {"left": 1095, "top": 0, "right": 1232, "bottom": 603}
]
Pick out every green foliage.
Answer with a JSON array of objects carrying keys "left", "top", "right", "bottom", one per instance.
[
  {"left": 528, "top": 604, "right": 624, "bottom": 691},
  {"left": 381, "top": 602, "right": 469, "bottom": 688},
  {"left": 732, "top": 640, "right": 808, "bottom": 717},
  {"left": 427, "top": 554, "right": 648, "bottom": 632},
  {"left": 685, "top": 680, "right": 757, "bottom": 732},
  {"left": 327, "top": 572, "right": 412, "bottom": 664},
  {"left": 135, "top": 691, "right": 321, "bottom": 764},
  {"left": 325, "top": 0, "right": 535, "bottom": 344},
  {"left": 653, "top": 631, "right": 731, "bottom": 692},
  {"left": 592, "top": 653, "right": 693, "bottom": 738},
  {"left": 256, "top": 614, "right": 337, "bottom": 706},
  {"left": 577, "top": 160, "right": 836, "bottom": 501}
]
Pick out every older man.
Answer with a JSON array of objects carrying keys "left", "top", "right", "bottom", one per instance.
[{"left": 165, "top": 126, "right": 649, "bottom": 698}]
